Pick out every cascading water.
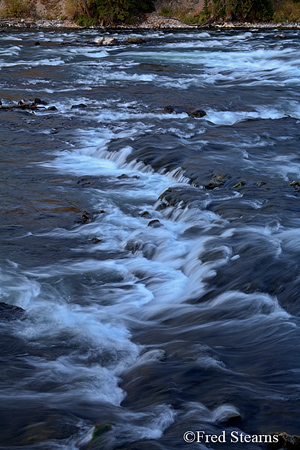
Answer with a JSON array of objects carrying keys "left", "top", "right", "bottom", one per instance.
[{"left": 1, "top": 27, "right": 300, "bottom": 450}]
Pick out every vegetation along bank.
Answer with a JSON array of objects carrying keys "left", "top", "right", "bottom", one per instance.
[{"left": 1, "top": 0, "right": 300, "bottom": 28}]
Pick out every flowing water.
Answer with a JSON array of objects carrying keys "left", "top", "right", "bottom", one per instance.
[{"left": 1, "top": 27, "right": 300, "bottom": 450}]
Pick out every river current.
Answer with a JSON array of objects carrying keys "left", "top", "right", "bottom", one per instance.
[{"left": 1, "top": 27, "right": 300, "bottom": 450}]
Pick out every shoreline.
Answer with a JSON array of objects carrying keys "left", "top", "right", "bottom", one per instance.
[{"left": 1, "top": 15, "right": 300, "bottom": 31}]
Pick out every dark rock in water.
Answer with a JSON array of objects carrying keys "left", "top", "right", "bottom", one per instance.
[
  {"left": 92, "top": 423, "right": 112, "bottom": 440},
  {"left": 0, "top": 302, "right": 25, "bottom": 322},
  {"left": 269, "top": 432, "right": 300, "bottom": 449},
  {"left": 188, "top": 109, "right": 207, "bottom": 118},
  {"left": 34, "top": 98, "right": 48, "bottom": 105},
  {"left": 117, "top": 174, "right": 140, "bottom": 180},
  {"left": 147, "top": 219, "right": 162, "bottom": 228},
  {"left": 34, "top": 41, "right": 40, "bottom": 46},
  {"left": 19, "top": 415, "right": 79, "bottom": 446},
  {"left": 80, "top": 210, "right": 92, "bottom": 224},
  {"left": 140, "top": 211, "right": 152, "bottom": 218},
  {"left": 125, "top": 239, "right": 143, "bottom": 253},
  {"left": 289, "top": 181, "right": 300, "bottom": 189},
  {"left": 205, "top": 173, "right": 227, "bottom": 190},
  {"left": 158, "top": 187, "right": 181, "bottom": 207},
  {"left": 163, "top": 105, "right": 206, "bottom": 117},
  {"left": 47, "top": 106, "right": 57, "bottom": 111},
  {"left": 124, "top": 37, "right": 149, "bottom": 45},
  {"left": 77, "top": 177, "right": 92, "bottom": 186},
  {"left": 163, "top": 105, "right": 190, "bottom": 114},
  {"left": 71, "top": 103, "right": 87, "bottom": 109},
  {"left": 258, "top": 181, "right": 267, "bottom": 187},
  {"left": 91, "top": 237, "right": 102, "bottom": 244}
]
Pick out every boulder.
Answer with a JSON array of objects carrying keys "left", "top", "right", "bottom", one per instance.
[
  {"left": 71, "top": 103, "right": 87, "bottom": 109},
  {"left": 140, "top": 211, "right": 152, "bottom": 218},
  {"left": 94, "top": 36, "right": 119, "bottom": 46},
  {"left": 94, "top": 37, "right": 104, "bottom": 45},
  {"left": 33, "top": 98, "right": 48, "bottom": 105},
  {"left": 188, "top": 109, "right": 206, "bottom": 118},
  {"left": 147, "top": 219, "right": 162, "bottom": 228}
]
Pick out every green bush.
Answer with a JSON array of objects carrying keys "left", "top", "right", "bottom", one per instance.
[
  {"left": 88, "top": 0, "right": 155, "bottom": 25},
  {"left": 75, "top": 14, "right": 98, "bottom": 26},
  {"left": 159, "top": 6, "right": 174, "bottom": 17}
]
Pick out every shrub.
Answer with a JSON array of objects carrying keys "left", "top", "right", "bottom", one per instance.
[
  {"left": 3, "top": 0, "right": 29, "bottom": 17},
  {"left": 90, "top": 0, "right": 155, "bottom": 25},
  {"left": 159, "top": 6, "right": 174, "bottom": 17},
  {"left": 75, "top": 14, "right": 98, "bottom": 26},
  {"left": 210, "top": 0, "right": 274, "bottom": 21}
]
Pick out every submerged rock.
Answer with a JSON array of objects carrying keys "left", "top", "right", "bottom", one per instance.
[
  {"left": 71, "top": 103, "right": 87, "bottom": 109},
  {"left": 124, "top": 37, "right": 149, "bottom": 45},
  {"left": 80, "top": 210, "right": 93, "bottom": 224},
  {"left": 147, "top": 219, "right": 162, "bottom": 228},
  {"left": 92, "top": 424, "right": 112, "bottom": 440},
  {"left": 163, "top": 105, "right": 190, "bottom": 114},
  {"left": 163, "top": 105, "right": 206, "bottom": 118},
  {"left": 289, "top": 181, "right": 300, "bottom": 189},
  {"left": 140, "top": 211, "right": 152, "bottom": 218},
  {"left": 205, "top": 173, "right": 227, "bottom": 190},
  {"left": 0, "top": 302, "right": 25, "bottom": 322},
  {"left": 258, "top": 181, "right": 267, "bottom": 187},
  {"left": 33, "top": 98, "right": 48, "bottom": 105},
  {"left": 91, "top": 237, "right": 102, "bottom": 244}
]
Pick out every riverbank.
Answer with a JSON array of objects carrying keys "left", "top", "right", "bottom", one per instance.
[{"left": 1, "top": 14, "right": 300, "bottom": 30}]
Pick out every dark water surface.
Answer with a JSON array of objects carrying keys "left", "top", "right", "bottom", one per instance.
[{"left": 1, "top": 27, "right": 300, "bottom": 449}]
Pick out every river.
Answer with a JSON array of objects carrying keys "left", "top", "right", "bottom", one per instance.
[{"left": 1, "top": 27, "right": 300, "bottom": 450}]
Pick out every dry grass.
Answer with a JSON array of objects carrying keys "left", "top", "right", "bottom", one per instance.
[
  {"left": 159, "top": 2, "right": 206, "bottom": 23},
  {"left": 2, "top": 0, "right": 29, "bottom": 17},
  {"left": 273, "top": 0, "right": 300, "bottom": 22}
]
